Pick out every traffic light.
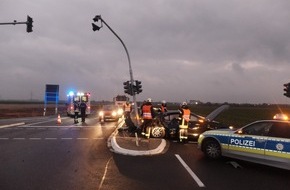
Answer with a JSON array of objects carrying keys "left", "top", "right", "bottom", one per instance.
[
  {"left": 26, "top": 15, "right": 33, "bottom": 33},
  {"left": 92, "top": 15, "right": 103, "bottom": 31},
  {"left": 284, "top": 83, "right": 290, "bottom": 98},
  {"left": 135, "top": 80, "right": 142, "bottom": 94},
  {"left": 123, "top": 81, "right": 133, "bottom": 96}
]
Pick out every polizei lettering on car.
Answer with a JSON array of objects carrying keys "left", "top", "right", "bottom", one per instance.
[{"left": 230, "top": 138, "right": 256, "bottom": 147}]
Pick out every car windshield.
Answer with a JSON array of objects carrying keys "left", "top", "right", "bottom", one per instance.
[
  {"left": 162, "top": 112, "right": 199, "bottom": 123},
  {"left": 103, "top": 105, "right": 117, "bottom": 111}
]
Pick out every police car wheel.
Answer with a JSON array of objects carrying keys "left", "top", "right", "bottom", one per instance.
[{"left": 204, "top": 140, "right": 221, "bottom": 159}]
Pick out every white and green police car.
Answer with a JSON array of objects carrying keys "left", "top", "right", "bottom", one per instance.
[{"left": 198, "top": 119, "right": 290, "bottom": 170}]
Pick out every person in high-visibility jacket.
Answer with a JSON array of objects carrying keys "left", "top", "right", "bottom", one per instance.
[
  {"left": 178, "top": 102, "right": 191, "bottom": 129},
  {"left": 160, "top": 100, "right": 168, "bottom": 113},
  {"left": 123, "top": 101, "right": 132, "bottom": 119},
  {"left": 140, "top": 98, "right": 155, "bottom": 137}
]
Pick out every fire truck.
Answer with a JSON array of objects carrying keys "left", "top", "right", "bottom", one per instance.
[{"left": 66, "top": 91, "right": 91, "bottom": 116}]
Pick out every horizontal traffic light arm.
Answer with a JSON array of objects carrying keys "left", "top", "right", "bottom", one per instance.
[{"left": 0, "top": 15, "right": 33, "bottom": 33}]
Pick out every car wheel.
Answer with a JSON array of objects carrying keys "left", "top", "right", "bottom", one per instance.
[
  {"left": 151, "top": 126, "right": 165, "bottom": 138},
  {"left": 203, "top": 140, "right": 221, "bottom": 159}
]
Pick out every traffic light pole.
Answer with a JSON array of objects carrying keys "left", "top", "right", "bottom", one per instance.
[
  {"left": 93, "top": 16, "right": 140, "bottom": 124},
  {"left": 0, "top": 16, "right": 33, "bottom": 33}
]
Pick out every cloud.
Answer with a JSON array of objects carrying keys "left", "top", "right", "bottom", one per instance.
[{"left": 0, "top": 0, "right": 290, "bottom": 104}]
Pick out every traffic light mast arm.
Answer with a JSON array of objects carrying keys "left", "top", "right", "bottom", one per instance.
[
  {"left": 0, "top": 21, "right": 26, "bottom": 25},
  {"left": 0, "top": 15, "right": 33, "bottom": 33}
]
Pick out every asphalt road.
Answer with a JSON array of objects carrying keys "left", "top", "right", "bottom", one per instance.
[{"left": 0, "top": 115, "right": 290, "bottom": 190}]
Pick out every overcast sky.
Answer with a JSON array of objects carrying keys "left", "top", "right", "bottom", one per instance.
[{"left": 1, "top": 0, "right": 290, "bottom": 104}]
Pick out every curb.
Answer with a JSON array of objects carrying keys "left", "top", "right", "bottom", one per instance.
[{"left": 107, "top": 119, "right": 167, "bottom": 156}]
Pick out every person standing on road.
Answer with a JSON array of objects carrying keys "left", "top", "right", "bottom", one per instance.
[
  {"left": 140, "top": 98, "right": 155, "bottom": 137},
  {"left": 178, "top": 102, "right": 191, "bottom": 140},
  {"left": 160, "top": 100, "right": 168, "bottom": 113},
  {"left": 178, "top": 102, "right": 190, "bottom": 126},
  {"left": 123, "top": 101, "right": 132, "bottom": 119},
  {"left": 74, "top": 101, "right": 80, "bottom": 124},
  {"left": 79, "top": 101, "right": 87, "bottom": 122}
]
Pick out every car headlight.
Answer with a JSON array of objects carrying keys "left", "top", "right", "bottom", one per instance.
[
  {"left": 112, "top": 111, "right": 117, "bottom": 117},
  {"left": 117, "top": 108, "right": 124, "bottom": 115},
  {"left": 99, "top": 111, "right": 104, "bottom": 116}
]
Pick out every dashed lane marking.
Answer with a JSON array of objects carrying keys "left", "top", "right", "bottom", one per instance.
[
  {"left": 29, "top": 138, "right": 41, "bottom": 140},
  {"left": 45, "top": 138, "right": 57, "bottom": 140},
  {"left": 13, "top": 138, "right": 25, "bottom": 140}
]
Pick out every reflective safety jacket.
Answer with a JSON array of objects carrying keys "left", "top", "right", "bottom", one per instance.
[
  {"left": 182, "top": 109, "right": 190, "bottom": 122},
  {"left": 124, "top": 104, "right": 131, "bottom": 112},
  {"left": 179, "top": 108, "right": 190, "bottom": 129},
  {"left": 161, "top": 105, "right": 167, "bottom": 113},
  {"left": 142, "top": 105, "right": 153, "bottom": 119}
]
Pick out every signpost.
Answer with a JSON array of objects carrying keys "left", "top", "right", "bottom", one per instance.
[{"left": 44, "top": 84, "right": 59, "bottom": 116}]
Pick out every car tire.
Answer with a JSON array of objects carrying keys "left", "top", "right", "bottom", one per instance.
[
  {"left": 203, "top": 140, "right": 221, "bottom": 159},
  {"left": 151, "top": 126, "right": 165, "bottom": 138}
]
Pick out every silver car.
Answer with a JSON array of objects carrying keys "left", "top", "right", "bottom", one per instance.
[{"left": 198, "top": 120, "right": 290, "bottom": 170}]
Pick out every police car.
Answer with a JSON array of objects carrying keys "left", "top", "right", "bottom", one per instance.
[{"left": 198, "top": 119, "right": 290, "bottom": 170}]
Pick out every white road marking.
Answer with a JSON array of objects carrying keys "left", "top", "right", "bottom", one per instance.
[
  {"left": 45, "top": 138, "right": 57, "bottom": 140},
  {"left": 13, "top": 138, "right": 25, "bottom": 140},
  {"left": 0, "top": 138, "right": 9, "bottom": 140},
  {"left": 175, "top": 154, "right": 205, "bottom": 188},
  {"left": 29, "top": 138, "right": 41, "bottom": 140},
  {"left": 61, "top": 138, "right": 73, "bottom": 140},
  {"left": 0, "top": 122, "right": 25, "bottom": 128}
]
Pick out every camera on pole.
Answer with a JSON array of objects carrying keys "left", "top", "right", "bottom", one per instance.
[{"left": 283, "top": 83, "right": 290, "bottom": 98}]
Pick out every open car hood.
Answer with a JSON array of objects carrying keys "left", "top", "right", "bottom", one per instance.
[{"left": 205, "top": 104, "right": 229, "bottom": 122}]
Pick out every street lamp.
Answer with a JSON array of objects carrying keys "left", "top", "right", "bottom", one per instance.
[{"left": 92, "top": 15, "right": 140, "bottom": 124}]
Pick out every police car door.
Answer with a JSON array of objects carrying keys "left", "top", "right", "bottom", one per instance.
[
  {"left": 265, "top": 122, "right": 290, "bottom": 167},
  {"left": 228, "top": 121, "right": 272, "bottom": 160}
]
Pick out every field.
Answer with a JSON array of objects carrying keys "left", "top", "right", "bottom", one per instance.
[
  {"left": 168, "top": 104, "right": 290, "bottom": 128},
  {"left": 1, "top": 102, "right": 290, "bottom": 128},
  {"left": 0, "top": 103, "right": 66, "bottom": 119}
]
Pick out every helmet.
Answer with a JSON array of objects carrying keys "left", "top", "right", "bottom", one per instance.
[
  {"left": 147, "top": 98, "right": 152, "bottom": 103},
  {"left": 181, "top": 102, "right": 187, "bottom": 106},
  {"left": 162, "top": 100, "right": 166, "bottom": 104}
]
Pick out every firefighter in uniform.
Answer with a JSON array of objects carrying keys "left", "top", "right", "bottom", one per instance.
[
  {"left": 140, "top": 98, "right": 155, "bottom": 138},
  {"left": 178, "top": 102, "right": 191, "bottom": 141},
  {"left": 123, "top": 101, "right": 132, "bottom": 119},
  {"left": 160, "top": 100, "right": 168, "bottom": 113}
]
